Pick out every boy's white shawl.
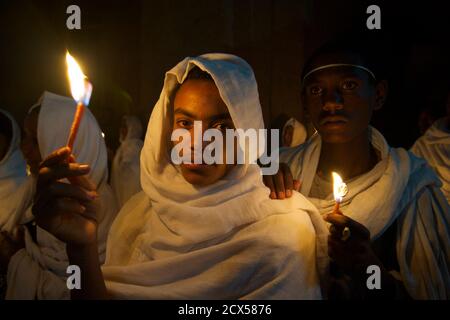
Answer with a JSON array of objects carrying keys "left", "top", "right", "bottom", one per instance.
[{"left": 280, "top": 127, "right": 450, "bottom": 299}]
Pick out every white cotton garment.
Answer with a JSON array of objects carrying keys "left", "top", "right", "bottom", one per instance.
[
  {"left": 102, "top": 53, "right": 322, "bottom": 299},
  {"left": 111, "top": 115, "right": 144, "bottom": 208},
  {"left": 411, "top": 117, "right": 450, "bottom": 203},
  {"left": 6, "top": 91, "right": 119, "bottom": 300},
  {"left": 0, "top": 109, "right": 33, "bottom": 233},
  {"left": 283, "top": 117, "right": 307, "bottom": 147},
  {"left": 280, "top": 127, "right": 450, "bottom": 299}
]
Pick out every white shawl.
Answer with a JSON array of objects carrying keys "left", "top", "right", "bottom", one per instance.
[
  {"left": 102, "top": 54, "right": 322, "bottom": 299},
  {"left": 0, "top": 109, "right": 33, "bottom": 233},
  {"left": 6, "top": 92, "right": 118, "bottom": 300},
  {"left": 280, "top": 127, "right": 450, "bottom": 299},
  {"left": 411, "top": 117, "right": 450, "bottom": 203},
  {"left": 111, "top": 116, "right": 144, "bottom": 208}
]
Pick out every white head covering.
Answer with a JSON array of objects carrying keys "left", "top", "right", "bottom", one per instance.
[
  {"left": 6, "top": 92, "right": 118, "bottom": 300},
  {"left": 139, "top": 53, "right": 270, "bottom": 239},
  {"left": 103, "top": 54, "right": 321, "bottom": 299},
  {"left": 33, "top": 91, "right": 108, "bottom": 187},
  {"left": 0, "top": 109, "right": 32, "bottom": 232},
  {"left": 282, "top": 117, "right": 307, "bottom": 147}
]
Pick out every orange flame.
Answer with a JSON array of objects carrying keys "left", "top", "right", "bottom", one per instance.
[{"left": 66, "top": 51, "right": 92, "bottom": 106}]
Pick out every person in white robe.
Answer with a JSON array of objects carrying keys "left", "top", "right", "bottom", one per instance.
[
  {"left": 111, "top": 115, "right": 143, "bottom": 208},
  {"left": 411, "top": 110, "right": 450, "bottom": 204},
  {"left": 30, "top": 54, "right": 323, "bottom": 299},
  {"left": 266, "top": 38, "right": 450, "bottom": 299},
  {"left": 280, "top": 128, "right": 450, "bottom": 299},
  {"left": 5, "top": 92, "right": 118, "bottom": 299}
]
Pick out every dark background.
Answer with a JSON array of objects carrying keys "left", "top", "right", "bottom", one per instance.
[{"left": 1, "top": 0, "right": 449, "bottom": 150}]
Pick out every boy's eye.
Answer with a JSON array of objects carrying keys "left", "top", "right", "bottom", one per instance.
[
  {"left": 309, "top": 85, "right": 323, "bottom": 95},
  {"left": 342, "top": 80, "right": 358, "bottom": 90}
]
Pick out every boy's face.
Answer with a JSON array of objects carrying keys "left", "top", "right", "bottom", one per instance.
[{"left": 302, "top": 53, "right": 386, "bottom": 144}]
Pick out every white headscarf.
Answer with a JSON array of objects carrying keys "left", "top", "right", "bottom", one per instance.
[
  {"left": 103, "top": 54, "right": 322, "bottom": 299},
  {"left": 111, "top": 115, "right": 144, "bottom": 208},
  {"left": 34, "top": 92, "right": 108, "bottom": 186},
  {"left": 280, "top": 127, "right": 450, "bottom": 299},
  {"left": 6, "top": 92, "right": 118, "bottom": 299},
  {"left": 282, "top": 117, "right": 307, "bottom": 147},
  {"left": 411, "top": 117, "right": 450, "bottom": 203},
  {"left": 0, "top": 109, "right": 32, "bottom": 232}
]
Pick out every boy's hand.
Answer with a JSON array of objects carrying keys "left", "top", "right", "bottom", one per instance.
[{"left": 262, "top": 163, "right": 301, "bottom": 199}]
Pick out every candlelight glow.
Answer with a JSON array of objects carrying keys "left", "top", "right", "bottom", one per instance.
[
  {"left": 332, "top": 172, "right": 348, "bottom": 203},
  {"left": 66, "top": 51, "right": 92, "bottom": 106}
]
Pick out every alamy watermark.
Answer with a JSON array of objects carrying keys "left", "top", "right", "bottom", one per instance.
[
  {"left": 66, "top": 263, "right": 382, "bottom": 291},
  {"left": 366, "top": 5, "right": 381, "bottom": 30},
  {"left": 366, "top": 265, "right": 381, "bottom": 290},
  {"left": 170, "top": 121, "right": 280, "bottom": 175},
  {"left": 66, "top": 5, "right": 81, "bottom": 30},
  {"left": 66, "top": 265, "right": 81, "bottom": 290}
]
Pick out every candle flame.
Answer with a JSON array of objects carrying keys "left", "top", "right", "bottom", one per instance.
[
  {"left": 66, "top": 51, "right": 92, "bottom": 106},
  {"left": 332, "top": 172, "right": 348, "bottom": 203}
]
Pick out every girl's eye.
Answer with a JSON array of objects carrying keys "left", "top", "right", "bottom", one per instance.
[
  {"left": 309, "top": 86, "right": 323, "bottom": 95},
  {"left": 213, "top": 123, "right": 230, "bottom": 131},
  {"left": 342, "top": 80, "right": 358, "bottom": 90},
  {"left": 177, "top": 120, "right": 192, "bottom": 128}
]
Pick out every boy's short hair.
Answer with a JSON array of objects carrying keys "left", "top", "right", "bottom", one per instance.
[{"left": 301, "top": 33, "right": 387, "bottom": 85}]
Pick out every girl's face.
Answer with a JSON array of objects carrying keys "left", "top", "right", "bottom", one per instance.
[
  {"left": 21, "top": 109, "right": 41, "bottom": 175},
  {"left": 172, "top": 79, "right": 236, "bottom": 187}
]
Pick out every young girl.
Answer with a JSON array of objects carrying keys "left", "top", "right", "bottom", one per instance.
[
  {"left": 5, "top": 92, "right": 118, "bottom": 299},
  {"left": 32, "top": 54, "right": 323, "bottom": 299}
]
